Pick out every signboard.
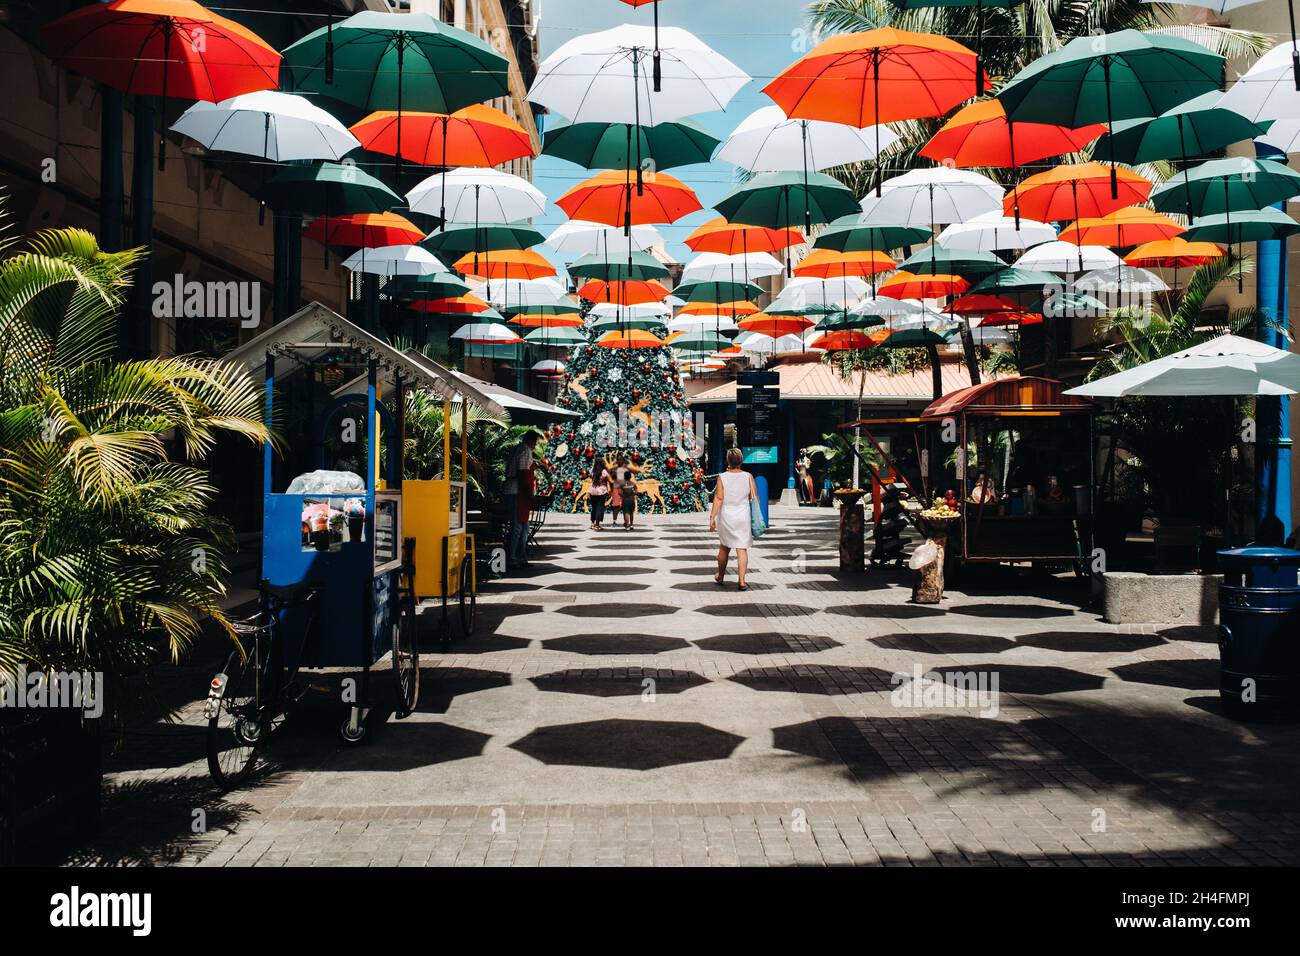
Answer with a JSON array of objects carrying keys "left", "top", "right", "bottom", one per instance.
[
  {"left": 738, "top": 369, "right": 779, "bottom": 386},
  {"left": 737, "top": 384, "right": 779, "bottom": 448},
  {"left": 742, "top": 446, "right": 780, "bottom": 464}
]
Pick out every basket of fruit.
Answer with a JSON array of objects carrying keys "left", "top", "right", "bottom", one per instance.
[{"left": 918, "top": 496, "right": 961, "bottom": 527}]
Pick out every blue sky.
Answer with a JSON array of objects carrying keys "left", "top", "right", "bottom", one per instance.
[{"left": 531, "top": 0, "right": 814, "bottom": 272}]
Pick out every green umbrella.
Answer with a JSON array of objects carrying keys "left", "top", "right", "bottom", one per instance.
[
  {"left": 525, "top": 326, "right": 586, "bottom": 346},
  {"left": 591, "top": 316, "right": 664, "bottom": 332},
  {"left": 259, "top": 161, "right": 401, "bottom": 215},
  {"left": 421, "top": 222, "right": 544, "bottom": 257},
  {"left": 569, "top": 251, "right": 670, "bottom": 282},
  {"left": 889, "top": 0, "right": 1025, "bottom": 96},
  {"left": 813, "top": 215, "right": 932, "bottom": 253},
  {"left": 673, "top": 279, "right": 764, "bottom": 303},
  {"left": 970, "top": 266, "right": 1063, "bottom": 296},
  {"left": 815, "top": 311, "right": 885, "bottom": 331},
  {"left": 382, "top": 271, "right": 473, "bottom": 300},
  {"left": 543, "top": 118, "right": 720, "bottom": 175},
  {"left": 715, "top": 171, "right": 860, "bottom": 270},
  {"left": 879, "top": 326, "right": 953, "bottom": 348},
  {"left": 1028, "top": 291, "right": 1110, "bottom": 319},
  {"left": 899, "top": 247, "right": 1006, "bottom": 278},
  {"left": 766, "top": 301, "right": 841, "bottom": 317},
  {"left": 282, "top": 11, "right": 508, "bottom": 177},
  {"left": 1181, "top": 207, "right": 1300, "bottom": 244},
  {"left": 1150, "top": 157, "right": 1300, "bottom": 217},
  {"left": 997, "top": 29, "right": 1224, "bottom": 197},
  {"left": 669, "top": 331, "right": 731, "bottom": 352},
  {"left": 501, "top": 302, "right": 582, "bottom": 317}
]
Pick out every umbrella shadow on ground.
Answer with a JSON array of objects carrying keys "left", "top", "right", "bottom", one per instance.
[
  {"left": 929, "top": 663, "right": 1106, "bottom": 695},
  {"left": 695, "top": 602, "right": 820, "bottom": 617},
  {"left": 105, "top": 721, "right": 210, "bottom": 774},
  {"left": 946, "top": 602, "right": 1078, "bottom": 619},
  {"left": 1016, "top": 630, "right": 1167, "bottom": 653},
  {"left": 824, "top": 602, "right": 944, "bottom": 619},
  {"left": 730, "top": 665, "right": 896, "bottom": 695},
  {"left": 530, "top": 564, "right": 658, "bottom": 576},
  {"left": 528, "top": 669, "right": 709, "bottom": 697},
  {"left": 1110, "top": 658, "right": 1218, "bottom": 691},
  {"left": 325, "top": 721, "right": 491, "bottom": 772},
  {"left": 509, "top": 718, "right": 744, "bottom": 771},
  {"left": 870, "top": 632, "right": 1019, "bottom": 655},
  {"left": 672, "top": 580, "right": 774, "bottom": 592},
  {"left": 541, "top": 632, "right": 692, "bottom": 655},
  {"left": 694, "top": 631, "right": 842, "bottom": 654},
  {"left": 479, "top": 581, "right": 546, "bottom": 594},
  {"left": 545, "top": 581, "right": 650, "bottom": 593},
  {"left": 556, "top": 602, "right": 680, "bottom": 618},
  {"left": 1158, "top": 624, "right": 1220, "bottom": 644},
  {"left": 414, "top": 667, "right": 513, "bottom": 714}
]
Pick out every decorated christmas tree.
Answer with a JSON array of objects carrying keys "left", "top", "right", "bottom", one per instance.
[{"left": 542, "top": 334, "right": 710, "bottom": 515}]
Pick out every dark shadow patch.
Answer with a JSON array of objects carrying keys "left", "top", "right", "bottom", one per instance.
[
  {"left": 528, "top": 669, "right": 708, "bottom": 697},
  {"left": 556, "top": 602, "right": 679, "bottom": 618},
  {"left": 327, "top": 721, "right": 491, "bottom": 771},
  {"left": 825, "top": 603, "right": 944, "bottom": 619},
  {"left": 730, "top": 664, "right": 894, "bottom": 695},
  {"left": 870, "top": 632, "right": 1017, "bottom": 655},
  {"left": 947, "top": 603, "right": 1078, "bottom": 619},
  {"left": 695, "top": 632, "right": 841, "bottom": 655},
  {"left": 414, "top": 668, "right": 513, "bottom": 714},
  {"left": 509, "top": 719, "right": 744, "bottom": 771},
  {"left": 1111, "top": 658, "right": 1218, "bottom": 691},
  {"left": 545, "top": 581, "right": 649, "bottom": 593},
  {"left": 696, "top": 602, "right": 819, "bottom": 618},
  {"left": 542, "top": 632, "right": 692, "bottom": 655},
  {"left": 1016, "top": 631, "right": 1166, "bottom": 653}
]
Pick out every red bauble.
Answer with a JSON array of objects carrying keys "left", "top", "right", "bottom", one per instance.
[
  {"left": 584, "top": 446, "right": 595, "bottom": 458},
  {"left": 631, "top": 388, "right": 641, "bottom": 400},
  {"left": 594, "top": 397, "right": 604, "bottom": 408},
  {"left": 660, "top": 392, "right": 669, "bottom": 402},
  {"left": 671, "top": 494, "right": 680, "bottom": 504},
  {"left": 642, "top": 362, "right": 651, "bottom": 372},
  {"left": 566, "top": 431, "right": 576, "bottom": 442},
  {"left": 588, "top": 366, "right": 597, "bottom": 376},
  {"left": 674, "top": 391, "right": 683, "bottom": 401},
  {"left": 563, "top": 480, "right": 573, "bottom": 490},
  {"left": 665, "top": 457, "right": 678, "bottom": 469}
]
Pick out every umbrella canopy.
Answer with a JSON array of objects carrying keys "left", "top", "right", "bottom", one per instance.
[
  {"left": 528, "top": 24, "right": 750, "bottom": 125},
  {"left": 949, "top": 292, "right": 1022, "bottom": 314},
  {"left": 920, "top": 99, "right": 1104, "bottom": 167},
  {"left": 1217, "top": 41, "right": 1300, "bottom": 124},
  {"left": 525, "top": 326, "right": 587, "bottom": 346},
  {"left": 814, "top": 215, "right": 931, "bottom": 252},
  {"left": 577, "top": 279, "right": 670, "bottom": 305},
  {"left": 795, "top": 249, "right": 896, "bottom": 278},
  {"left": 343, "top": 244, "right": 443, "bottom": 276},
  {"left": 681, "top": 252, "right": 784, "bottom": 283},
  {"left": 407, "top": 168, "right": 546, "bottom": 224},
  {"left": 815, "top": 311, "right": 885, "bottom": 331},
  {"left": 305, "top": 212, "right": 424, "bottom": 249},
  {"left": 547, "top": 220, "right": 664, "bottom": 256},
  {"left": 879, "top": 271, "right": 970, "bottom": 299},
  {"left": 422, "top": 222, "right": 545, "bottom": 257},
  {"left": 555, "top": 170, "right": 702, "bottom": 227},
  {"left": 673, "top": 279, "right": 764, "bottom": 303},
  {"left": 937, "top": 211, "right": 1056, "bottom": 251},
  {"left": 452, "top": 323, "right": 524, "bottom": 345},
  {"left": 850, "top": 295, "right": 927, "bottom": 319},
  {"left": 1094, "top": 91, "right": 1271, "bottom": 167},
  {"left": 383, "top": 272, "right": 474, "bottom": 300},
  {"left": 1076, "top": 266, "right": 1170, "bottom": 294},
  {"left": 976, "top": 310, "right": 1043, "bottom": 327},
  {"left": 1065, "top": 334, "right": 1300, "bottom": 397},
  {"left": 412, "top": 292, "right": 492, "bottom": 315},
  {"left": 860, "top": 167, "right": 1003, "bottom": 225},
  {"left": 1015, "top": 241, "right": 1123, "bottom": 273},
  {"left": 771, "top": 276, "right": 873, "bottom": 309},
  {"left": 678, "top": 300, "right": 758, "bottom": 317},
  {"left": 668, "top": 315, "right": 740, "bottom": 333},
  {"left": 738, "top": 314, "right": 816, "bottom": 336},
  {"left": 589, "top": 301, "right": 670, "bottom": 319},
  {"left": 171, "top": 90, "right": 358, "bottom": 161},
  {"left": 502, "top": 300, "right": 583, "bottom": 316},
  {"left": 1007, "top": 162, "right": 1151, "bottom": 221},
  {"left": 715, "top": 170, "right": 860, "bottom": 231},
  {"left": 898, "top": 247, "right": 1006, "bottom": 278},
  {"left": 485, "top": 277, "right": 571, "bottom": 305},
  {"left": 683, "top": 218, "right": 805, "bottom": 254},
  {"left": 595, "top": 329, "right": 666, "bottom": 349},
  {"left": 717, "top": 104, "right": 898, "bottom": 172},
  {"left": 1058, "top": 206, "right": 1185, "bottom": 247},
  {"left": 510, "top": 313, "right": 585, "bottom": 328},
  {"left": 569, "top": 251, "right": 670, "bottom": 281},
  {"left": 877, "top": 325, "right": 954, "bottom": 348},
  {"left": 259, "top": 162, "right": 402, "bottom": 215},
  {"left": 455, "top": 249, "right": 556, "bottom": 280},
  {"left": 1149, "top": 157, "right": 1300, "bottom": 216},
  {"left": 970, "top": 266, "right": 1064, "bottom": 295},
  {"left": 667, "top": 330, "right": 731, "bottom": 351},
  {"left": 532, "top": 360, "right": 568, "bottom": 375},
  {"left": 349, "top": 105, "right": 533, "bottom": 167},
  {"left": 1181, "top": 207, "right": 1300, "bottom": 244},
  {"left": 809, "top": 329, "right": 879, "bottom": 351},
  {"left": 1125, "top": 237, "right": 1225, "bottom": 268},
  {"left": 543, "top": 117, "right": 720, "bottom": 170}
]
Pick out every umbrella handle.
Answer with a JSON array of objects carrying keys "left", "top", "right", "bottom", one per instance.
[
  {"left": 975, "top": 0, "right": 984, "bottom": 97},
  {"left": 653, "top": 2, "right": 662, "bottom": 92},
  {"left": 1290, "top": 0, "right": 1300, "bottom": 91},
  {"left": 325, "top": 11, "right": 335, "bottom": 85},
  {"left": 157, "top": 24, "right": 171, "bottom": 172}
]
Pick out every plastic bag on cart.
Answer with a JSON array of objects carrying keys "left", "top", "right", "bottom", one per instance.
[
  {"left": 908, "top": 540, "right": 939, "bottom": 571},
  {"left": 287, "top": 470, "right": 366, "bottom": 495}
]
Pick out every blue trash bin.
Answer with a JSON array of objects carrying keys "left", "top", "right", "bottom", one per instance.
[{"left": 1217, "top": 546, "right": 1300, "bottom": 722}]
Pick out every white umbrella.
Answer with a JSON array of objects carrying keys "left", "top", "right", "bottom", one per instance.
[
  {"left": 772, "top": 275, "right": 872, "bottom": 309},
  {"left": 860, "top": 168, "right": 1003, "bottom": 226},
  {"left": 850, "top": 295, "right": 925, "bottom": 319},
  {"left": 482, "top": 277, "right": 572, "bottom": 308},
  {"left": 547, "top": 220, "right": 663, "bottom": 257},
  {"left": 1077, "top": 266, "right": 1170, "bottom": 294},
  {"left": 531, "top": 360, "right": 567, "bottom": 375},
  {"left": 407, "top": 168, "right": 545, "bottom": 223},
  {"left": 452, "top": 323, "right": 525, "bottom": 345},
  {"left": 680, "top": 251, "right": 783, "bottom": 283},
  {"left": 716, "top": 105, "right": 897, "bottom": 172},
  {"left": 668, "top": 314, "right": 739, "bottom": 333},
  {"left": 171, "top": 90, "right": 359, "bottom": 161},
  {"left": 969, "top": 324, "right": 1016, "bottom": 345},
  {"left": 1142, "top": 0, "right": 1264, "bottom": 11},
  {"left": 589, "top": 301, "right": 671, "bottom": 319},
  {"left": 528, "top": 24, "right": 750, "bottom": 126},
  {"left": 1015, "top": 241, "right": 1122, "bottom": 273},
  {"left": 1217, "top": 41, "right": 1300, "bottom": 123},
  {"left": 1258, "top": 118, "right": 1300, "bottom": 153},
  {"left": 341, "top": 244, "right": 442, "bottom": 276},
  {"left": 1065, "top": 333, "right": 1300, "bottom": 397},
  {"left": 938, "top": 211, "right": 1057, "bottom": 252}
]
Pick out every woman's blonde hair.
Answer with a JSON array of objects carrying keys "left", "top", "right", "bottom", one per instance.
[{"left": 725, "top": 447, "right": 744, "bottom": 469}]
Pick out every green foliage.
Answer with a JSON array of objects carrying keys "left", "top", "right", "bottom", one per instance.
[{"left": 806, "top": 430, "right": 881, "bottom": 490}]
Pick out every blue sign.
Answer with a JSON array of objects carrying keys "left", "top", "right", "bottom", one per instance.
[{"left": 743, "top": 446, "right": 779, "bottom": 465}]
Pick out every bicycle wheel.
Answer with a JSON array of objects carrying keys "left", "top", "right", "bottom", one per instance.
[
  {"left": 458, "top": 557, "right": 477, "bottom": 637},
  {"left": 206, "top": 648, "right": 267, "bottom": 790},
  {"left": 392, "top": 597, "right": 420, "bottom": 718}
]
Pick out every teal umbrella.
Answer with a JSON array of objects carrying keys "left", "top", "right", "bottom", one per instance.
[
  {"left": 997, "top": 29, "right": 1224, "bottom": 197},
  {"left": 1028, "top": 291, "right": 1110, "bottom": 318},
  {"left": 421, "top": 222, "right": 544, "bottom": 257},
  {"left": 889, "top": 0, "right": 1025, "bottom": 95},
  {"left": 669, "top": 331, "right": 731, "bottom": 352},
  {"left": 569, "top": 250, "right": 670, "bottom": 282},
  {"left": 501, "top": 302, "right": 582, "bottom": 317},
  {"left": 525, "top": 326, "right": 586, "bottom": 346},
  {"left": 1181, "top": 207, "right": 1300, "bottom": 244},
  {"left": 715, "top": 171, "right": 860, "bottom": 269},
  {"left": 899, "top": 247, "right": 1006, "bottom": 278},
  {"left": 382, "top": 271, "right": 473, "bottom": 300},
  {"left": 815, "top": 311, "right": 885, "bottom": 331},
  {"left": 879, "top": 326, "right": 953, "bottom": 348},
  {"left": 814, "top": 214, "right": 932, "bottom": 253},
  {"left": 591, "top": 315, "right": 664, "bottom": 332},
  {"left": 259, "top": 161, "right": 401, "bottom": 215},
  {"left": 673, "top": 279, "right": 764, "bottom": 303},
  {"left": 1150, "top": 157, "right": 1300, "bottom": 217},
  {"left": 282, "top": 10, "right": 508, "bottom": 177},
  {"left": 970, "top": 266, "right": 1063, "bottom": 296},
  {"left": 543, "top": 118, "right": 720, "bottom": 174}
]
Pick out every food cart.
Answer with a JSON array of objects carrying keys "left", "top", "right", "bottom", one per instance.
[{"left": 847, "top": 376, "right": 1097, "bottom": 573}]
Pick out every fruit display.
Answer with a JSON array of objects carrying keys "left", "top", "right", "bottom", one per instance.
[{"left": 919, "top": 495, "right": 961, "bottom": 520}]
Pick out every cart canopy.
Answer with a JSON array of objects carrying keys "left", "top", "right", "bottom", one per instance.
[{"left": 919, "top": 376, "right": 1094, "bottom": 420}]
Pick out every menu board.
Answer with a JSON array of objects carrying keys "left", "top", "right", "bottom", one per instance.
[{"left": 373, "top": 492, "right": 400, "bottom": 569}]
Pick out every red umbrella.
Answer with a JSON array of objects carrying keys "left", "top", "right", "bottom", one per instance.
[
  {"left": 304, "top": 212, "right": 425, "bottom": 249},
  {"left": 44, "top": 0, "right": 281, "bottom": 170}
]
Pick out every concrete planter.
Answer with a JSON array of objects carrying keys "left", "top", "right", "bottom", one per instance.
[{"left": 1100, "top": 571, "right": 1221, "bottom": 626}]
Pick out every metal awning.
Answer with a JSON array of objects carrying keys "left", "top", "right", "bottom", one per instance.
[{"left": 451, "top": 369, "right": 582, "bottom": 424}]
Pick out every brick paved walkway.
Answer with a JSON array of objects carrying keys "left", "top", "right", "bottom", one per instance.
[{"left": 77, "top": 507, "right": 1300, "bottom": 867}]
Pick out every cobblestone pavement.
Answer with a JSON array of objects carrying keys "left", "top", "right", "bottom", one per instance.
[{"left": 77, "top": 507, "right": 1300, "bottom": 867}]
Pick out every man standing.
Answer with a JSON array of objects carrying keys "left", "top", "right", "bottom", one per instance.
[{"left": 503, "top": 430, "right": 539, "bottom": 570}]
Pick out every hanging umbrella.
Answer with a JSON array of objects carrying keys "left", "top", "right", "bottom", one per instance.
[
  {"left": 668, "top": 330, "right": 731, "bottom": 351},
  {"left": 596, "top": 329, "right": 666, "bottom": 349},
  {"left": 525, "top": 327, "right": 587, "bottom": 346},
  {"left": 898, "top": 247, "right": 1005, "bottom": 278},
  {"left": 1150, "top": 157, "right": 1300, "bottom": 217},
  {"left": 383, "top": 272, "right": 473, "bottom": 301},
  {"left": 422, "top": 222, "right": 545, "bottom": 258},
  {"left": 997, "top": 29, "right": 1224, "bottom": 197},
  {"left": 1257, "top": 118, "right": 1300, "bottom": 154},
  {"left": 683, "top": 218, "right": 805, "bottom": 254},
  {"left": 487, "top": 278, "right": 572, "bottom": 306},
  {"left": 949, "top": 292, "right": 1022, "bottom": 314},
  {"left": 44, "top": 0, "right": 281, "bottom": 170},
  {"left": 455, "top": 250, "right": 556, "bottom": 281},
  {"left": 673, "top": 279, "right": 765, "bottom": 303},
  {"left": 1065, "top": 333, "right": 1300, "bottom": 397},
  {"left": 305, "top": 212, "right": 424, "bottom": 249},
  {"left": 1006, "top": 162, "right": 1152, "bottom": 222},
  {"left": 815, "top": 311, "right": 886, "bottom": 331},
  {"left": 510, "top": 313, "right": 585, "bottom": 328},
  {"left": 681, "top": 252, "right": 784, "bottom": 283},
  {"left": 1125, "top": 237, "right": 1226, "bottom": 268},
  {"left": 678, "top": 300, "right": 759, "bottom": 317},
  {"left": 772, "top": 276, "right": 873, "bottom": 309},
  {"left": 937, "top": 211, "right": 1056, "bottom": 251},
  {"left": 809, "top": 330, "right": 879, "bottom": 351},
  {"left": 715, "top": 171, "right": 859, "bottom": 273},
  {"left": 349, "top": 105, "right": 532, "bottom": 173},
  {"left": 452, "top": 323, "right": 525, "bottom": 345},
  {"left": 543, "top": 118, "right": 720, "bottom": 171},
  {"left": 343, "top": 244, "right": 443, "bottom": 276},
  {"left": 970, "top": 266, "right": 1064, "bottom": 296},
  {"left": 1058, "top": 206, "right": 1185, "bottom": 247},
  {"left": 1015, "top": 241, "right": 1122, "bottom": 273},
  {"left": 1216, "top": 41, "right": 1300, "bottom": 115},
  {"left": 577, "top": 279, "right": 671, "bottom": 304},
  {"left": 795, "top": 249, "right": 896, "bottom": 278},
  {"left": 764, "top": 28, "right": 983, "bottom": 195},
  {"left": 889, "top": 0, "right": 1028, "bottom": 95},
  {"left": 282, "top": 10, "right": 509, "bottom": 178},
  {"left": 556, "top": 170, "right": 702, "bottom": 230},
  {"left": 408, "top": 168, "right": 546, "bottom": 224},
  {"left": 860, "top": 167, "right": 1003, "bottom": 225},
  {"left": 171, "top": 90, "right": 358, "bottom": 162},
  {"left": 547, "top": 221, "right": 664, "bottom": 257},
  {"left": 570, "top": 251, "right": 670, "bottom": 282},
  {"left": 1093, "top": 92, "right": 1271, "bottom": 174},
  {"left": 533, "top": 360, "right": 568, "bottom": 376},
  {"left": 591, "top": 314, "right": 665, "bottom": 332},
  {"left": 920, "top": 99, "right": 1104, "bottom": 167},
  {"left": 976, "top": 310, "right": 1042, "bottom": 327},
  {"left": 669, "top": 315, "right": 740, "bottom": 333},
  {"left": 814, "top": 215, "right": 931, "bottom": 252},
  {"left": 410, "top": 292, "right": 492, "bottom": 315},
  {"left": 878, "top": 326, "right": 955, "bottom": 348},
  {"left": 738, "top": 314, "right": 816, "bottom": 337},
  {"left": 260, "top": 162, "right": 402, "bottom": 215},
  {"left": 850, "top": 296, "right": 927, "bottom": 319},
  {"left": 879, "top": 272, "right": 970, "bottom": 299},
  {"left": 1076, "top": 266, "right": 1170, "bottom": 294},
  {"left": 589, "top": 301, "right": 671, "bottom": 320},
  {"left": 503, "top": 299, "right": 583, "bottom": 316}
]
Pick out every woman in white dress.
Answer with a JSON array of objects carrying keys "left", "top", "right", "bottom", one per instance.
[{"left": 709, "top": 447, "right": 759, "bottom": 591}]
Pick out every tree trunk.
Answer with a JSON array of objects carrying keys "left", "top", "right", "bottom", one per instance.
[
  {"left": 959, "top": 317, "right": 982, "bottom": 386},
  {"left": 926, "top": 344, "right": 943, "bottom": 400}
]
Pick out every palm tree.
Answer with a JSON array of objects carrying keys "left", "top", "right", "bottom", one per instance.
[{"left": 0, "top": 215, "right": 269, "bottom": 730}]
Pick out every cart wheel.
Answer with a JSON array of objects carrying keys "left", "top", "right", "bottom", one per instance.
[
  {"left": 392, "top": 599, "right": 420, "bottom": 718},
  {"left": 458, "top": 558, "right": 477, "bottom": 637},
  {"left": 206, "top": 650, "right": 266, "bottom": 790},
  {"left": 339, "top": 712, "right": 367, "bottom": 744}
]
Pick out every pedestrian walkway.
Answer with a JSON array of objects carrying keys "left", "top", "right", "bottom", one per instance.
[{"left": 78, "top": 506, "right": 1300, "bottom": 867}]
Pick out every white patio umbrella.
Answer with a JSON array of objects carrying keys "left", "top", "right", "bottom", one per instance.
[
  {"left": 1258, "top": 118, "right": 1300, "bottom": 153},
  {"left": 407, "top": 168, "right": 546, "bottom": 223},
  {"left": 1066, "top": 334, "right": 1300, "bottom": 397},
  {"left": 341, "top": 244, "right": 442, "bottom": 276},
  {"left": 171, "top": 90, "right": 359, "bottom": 161},
  {"left": 860, "top": 168, "right": 1003, "bottom": 226},
  {"left": 1217, "top": 41, "right": 1300, "bottom": 123},
  {"left": 716, "top": 104, "right": 897, "bottom": 172},
  {"left": 1077, "top": 266, "right": 1170, "bottom": 294},
  {"left": 938, "top": 211, "right": 1057, "bottom": 252},
  {"left": 531, "top": 360, "right": 567, "bottom": 375},
  {"left": 850, "top": 295, "right": 926, "bottom": 319},
  {"left": 772, "top": 275, "right": 872, "bottom": 309},
  {"left": 589, "top": 301, "right": 671, "bottom": 319},
  {"left": 1015, "top": 241, "right": 1122, "bottom": 273},
  {"left": 680, "top": 251, "right": 783, "bottom": 283},
  {"left": 547, "top": 220, "right": 663, "bottom": 257},
  {"left": 528, "top": 25, "right": 750, "bottom": 126},
  {"left": 668, "top": 314, "right": 739, "bottom": 333},
  {"left": 452, "top": 323, "right": 525, "bottom": 345}
]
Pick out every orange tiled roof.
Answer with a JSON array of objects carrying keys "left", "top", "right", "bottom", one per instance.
[{"left": 686, "top": 360, "right": 975, "bottom": 405}]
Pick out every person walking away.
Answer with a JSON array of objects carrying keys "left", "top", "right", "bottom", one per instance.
[
  {"left": 503, "top": 430, "right": 539, "bottom": 570},
  {"left": 612, "top": 455, "right": 641, "bottom": 530},
  {"left": 710, "top": 447, "right": 759, "bottom": 590},
  {"left": 588, "top": 459, "right": 611, "bottom": 530}
]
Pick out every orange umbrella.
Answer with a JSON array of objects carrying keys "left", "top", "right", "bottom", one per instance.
[
  {"left": 304, "top": 211, "right": 425, "bottom": 249},
  {"left": 678, "top": 300, "right": 760, "bottom": 317},
  {"left": 978, "top": 310, "right": 1043, "bottom": 327},
  {"left": 764, "top": 28, "right": 983, "bottom": 194},
  {"left": 1006, "top": 162, "right": 1151, "bottom": 222},
  {"left": 349, "top": 105, "right": 533, "bottom": 167},
  {"left": 809, "top": 330, "right": 876, "bottom": 351},
  {"left": 556, "top": 170, "right": 701, "bottom": 228},
  {"left": 921, "top": 100, "right": 1104, "bottom": 168},
  {"left": 949, "top": 293, "right": 1021, "bottom": 315},
  {"left": 795, "top": 249, "right": 895, "bottom": 278},
  {"left": 1058, "top": 206, "right": 1184, "bottom": 247},
  {"left": 1124, "top": 237, "right": 1225, "bottom": 269},
  {"left": 879, "top": 271, "right": 969, "bottom": 299},
  {"left": 508, "top": 313, "right": 585, "bottom": 328},
  {"left": 404, "top": 292, "right": 491, "bottom": 314},
  {"left": 684, "top": 218, "right": 805, "bottom": 255},
  {"left": 738, "top": 314, "right": 814, "bottom": 337},
  {"left": 454, "top": 249, "right": 555, "bottom": 280},
  {"left": 578, "top": 279, "right": 670, "bottom": 305},
  {"left": 596, "top": 329, "right": 664, "bottom": 349}
]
